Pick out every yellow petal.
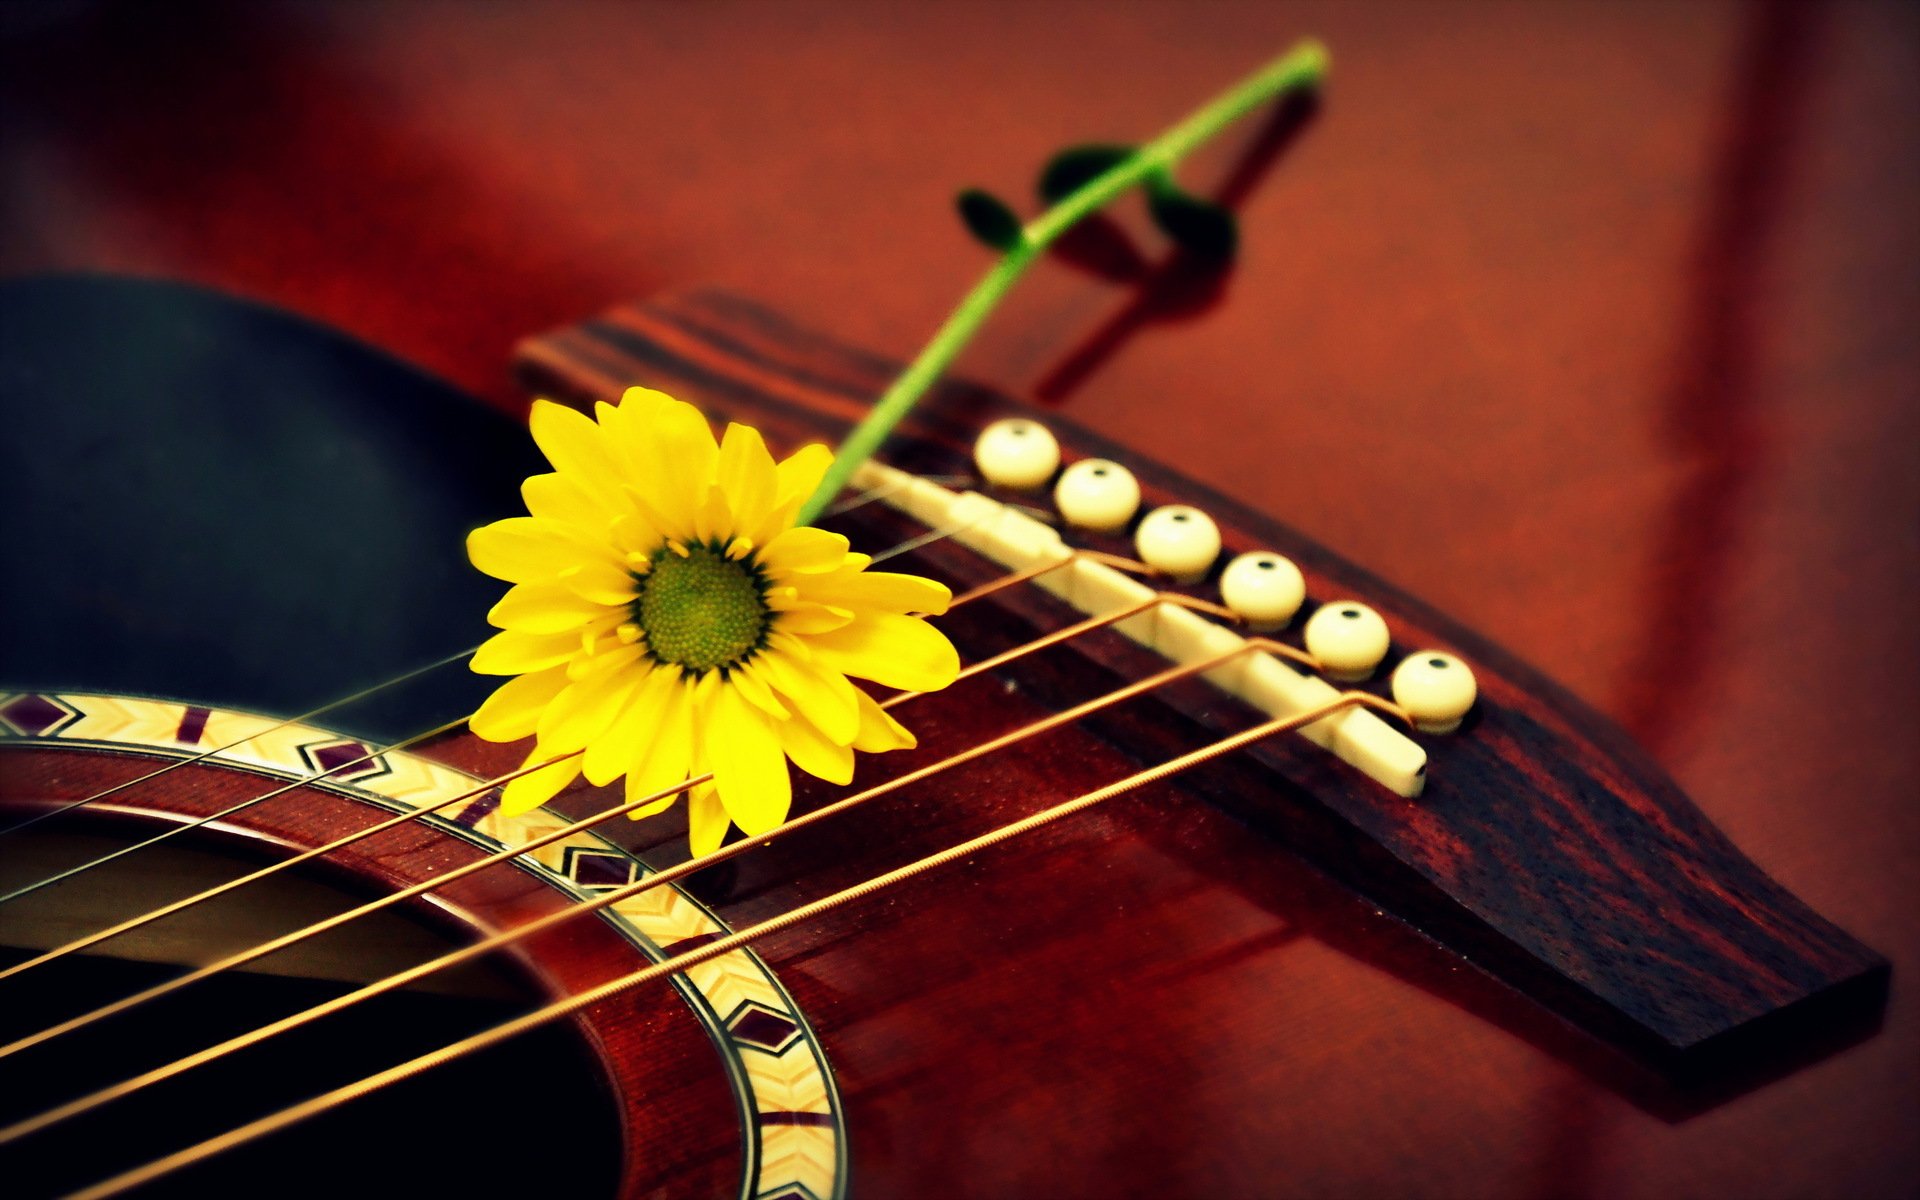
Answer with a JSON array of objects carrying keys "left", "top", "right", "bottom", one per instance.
[
  {"left": 566, "top": 639, "right": 645, "bottom": 683},
  {"left": 851, "top": 689, "right": 917, "bottom": 753},
  {"left": 730, "top": 661, "right": 792, "bottom": 721},
  {"left": 646, "top": 399, "right": 722, "bottom": 531},
  {"left": 528, "top": 399, "right": 626, "bottom": 506},
  {"left": 558, "top": 558, "right": 639, "bottom": 606},
  {"left": 584, "top": 661, "right": 667, "bottom": 785},
  {"left": 807, "top": 613, "right": 960, "bottom": 693},
  {"left": 760, "top": 443, "right": 833, "bottom": 541},
  {"left": 690, "top": 480, "right": 734, "bottom": 545},
  {"left": 755, "top": 649, "right": 859, "bottom": 744},
  {"left": 538, "top": 658, "right": 644, "bottom": 753},
  {"left": 487, "top": 584, "right": 611, "bottom": 634},
  {"left": 757, "top": 526, "right": 852, "bottom": 576},
  {"left": 467, "top": 517, "right": 610, "bottom": 584},
  {"left": 471, "top": 628, "right": 582, "bottom": 676},
  {"left": 686, "top": 783, "right": 731, "bottom": 856},
  {"left": 716, "top": 422, "right": 778, "bottom": 534},
  {"left": 771, "top": 605, "right": 855, "bottom": 636},
  {"left": 706, "top": 679, "right": 791, "bottom": 835},
  {"left": 625, "top": 672, "right": 696, "bottom": 810},
  {"left": 796, "top": 569, "right": 951, "bottom": 616},
  {"left": 523, "top": 471, "right": 612, "bottom": 530},
  {"left": 766, "top": 630, "right": 814, "bottom": 662},
  {"left": 469, "top": 666, "right": 570, "bottom": 742},
  {"left": 609, "top": 511, "right": 663, "bottom": 558},
  {"left": 776, "top": 709, "right": 856, "bottom": 785},
  {"left": 499, "top": 743, "right": 582, "bottom": 816}
]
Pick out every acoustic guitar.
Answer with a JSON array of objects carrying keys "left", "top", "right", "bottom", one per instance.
[{"left": 0, "top": 277, "right": 1888, "bottom": 1198}]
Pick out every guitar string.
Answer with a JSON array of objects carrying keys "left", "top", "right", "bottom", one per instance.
[
  {"left": 0, "top": 525, "right": 1157, "bottom": 987},
  {"left": 0, "top": 633, "right": 1326, "bottom": 1141},
  {"left": 4, "top": 476, "right": 1350, "bottom": 1177},
  {"left": 0, "top": 501, "right": 1008, "bottom": 914},
  {"left": 0, "top": 646, "right": 479, "bottom": 840},
  {"left": 60, "top": 688, "right": 1412, "bottom": 1200},
  {"left": 0, "top": 471, "right": 970, "bottom": 848},
  {"left": 0, "top": 732, "right": 582, "bottom": 984},
  {"left": 0, "top": 717, "right": 470, "bottom": 909},
  {"left": 822, "top": 472, "right": 969, "bottom": 517},
  {"left": 0, "top": 575, "right": 1238, "bottom": 1063}
]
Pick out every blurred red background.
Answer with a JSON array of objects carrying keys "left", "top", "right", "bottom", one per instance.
[{"left": 2, "top": 1, "right": 1914, "bottom": 1195}]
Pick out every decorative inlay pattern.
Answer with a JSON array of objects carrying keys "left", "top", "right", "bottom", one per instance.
[{"left": 0, "top": 691, "right": 847, "bottom": 1200}]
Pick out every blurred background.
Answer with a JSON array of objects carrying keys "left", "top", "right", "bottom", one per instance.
[{"left": 2, "top": 1, "right": 1915, "bottom": 1195}]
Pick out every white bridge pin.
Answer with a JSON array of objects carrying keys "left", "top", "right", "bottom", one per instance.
[
  {"left": 1220, "top": 552, "right": 1306, "bottom": 631},
  {"left": 1135, "top": 505, "right": 1221, "bottom": 583},
  {"left": 1055, "top": 459, "right": 1140, "bottom": 532},
  {"left": 1303, "top": 600, "right": 1390, "bottom": 681},
  {"left": 1391, "top": 651, "right": 1477, "bottom": 733},
  {"left": 974, "top": 418, "right": 1061, "bottom": 491}
]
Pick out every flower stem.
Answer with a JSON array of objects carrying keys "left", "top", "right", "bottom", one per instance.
[{"left": 797, "top": 37, "right": 1329, "bottom": 525}]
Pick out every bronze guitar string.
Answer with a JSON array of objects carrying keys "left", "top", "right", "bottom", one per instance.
[
  {"left": 0, "top": 731, "right": 583, "bottom": 984},
  {"left": 0, "top": 716, "right": 471, "bottom": 910},
  {"left": 0, "top": 598, "right": 1303, "bottom": 1131},
  {"left": 0, "top": 647, "right": 480, "bottom": 841},
  {"left": 0, "top": 504, "right": 1006, "bottom": 930},
  {"left": 56, "top": 687, "right": 1412, "bottom": 1200},
  {"left": 0, "top": 567, "right": 1223, "bottom": 1057},
  {"left": 3, "top": 473, "right": 1384, "bottom": 1192},
  {"left": 0, "top": 516, "right": 1169, "bottom": 994}
]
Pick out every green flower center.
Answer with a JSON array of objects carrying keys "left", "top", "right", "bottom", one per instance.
[{"left": 634, "top": 543, "right": 769, "bottom": 674}]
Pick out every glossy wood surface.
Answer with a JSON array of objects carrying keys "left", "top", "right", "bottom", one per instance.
[
  {"left": 522, "top": 287, "right": 1888, "bottom": 1073},
  {"left": 2, "top": 2, "right": 1914, "bottom": 1196}
]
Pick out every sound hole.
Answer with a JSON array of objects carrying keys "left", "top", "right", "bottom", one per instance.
[{"left": 0, "top": 817, "right": 623, "bottom": 1198}]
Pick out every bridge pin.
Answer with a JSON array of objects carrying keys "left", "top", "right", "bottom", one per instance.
[
  {"left": 1303, "top": 601, "right": 1390, "bottom": 681},
  {"left": 1055, "top": 458, "right": 1141, "bottom": 532},
  {"left": 1391, "top": 651, "right": 1477, "bottom": 733},
  {"left": 1220, "top": 552, "right": 1306, "bottom": 631},
  {"left": 974, "top": 418, "right": 1061, "bottom": 490},
  {"left": 1135, "top": 505, "right": 1221, "bottom": 583}
]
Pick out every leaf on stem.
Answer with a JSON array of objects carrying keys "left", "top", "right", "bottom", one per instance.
[
  {"left": 955, "top": 189, "right": 1027, "bottom": 252},
  {"left": 1037, "top": 144, "right": 1136, "bottom": 204},
  {"left": 1147, "top": 190, "right": 1239, "bottom": 260}
]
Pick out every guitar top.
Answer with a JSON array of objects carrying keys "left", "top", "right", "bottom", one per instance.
[{"left": 2, "top": 3, "right": 1915, "bottom": 1194}]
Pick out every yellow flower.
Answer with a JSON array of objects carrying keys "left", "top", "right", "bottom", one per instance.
[{"left": 465, "top": 387, "right": 959, "bottom": 853}]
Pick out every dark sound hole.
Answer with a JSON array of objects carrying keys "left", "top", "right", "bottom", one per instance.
[{"left": 0, "top": 820, "right": 622, "bottom": 1199}]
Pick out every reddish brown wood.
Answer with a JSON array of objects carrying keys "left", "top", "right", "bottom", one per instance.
[
  {"left": 3, "top": 2, "right": 1914, "bottom": 1195},
  {"left": 0, "top": 745, "right": 738, "bottom": 1200},
  {"left": 520, "top": 289, "right": 1888, "bottom": 1077}
]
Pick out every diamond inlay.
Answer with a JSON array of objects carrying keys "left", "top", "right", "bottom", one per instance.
[
  {"left": 729, "top": 1001, "right": 803, "bottom": 1054},
  {"left": 297, "top": 738, "right": 390, "bottom": 782},
  {"left": 0, "top": 693, "right": 81, "bottom": 737},
  {"left": 562, "top": 846, "right": 638, "bottom": 890},
  {"left": 4, "top": 690, "right": 844, "bottom": 1200}
]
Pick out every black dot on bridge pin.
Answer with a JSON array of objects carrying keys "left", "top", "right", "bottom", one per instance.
[
  {"left": 1341, "top": 608, "right": 1360, "bottom": 619},
  {"left": 1429, "top": 657, "right": 1449, "bottom": 669},
  {"left": 1257, "top": 559, "right": 1275, "bottom": 570},
  {"left": 1172, "top": 513, "right": 1189, "bottom": 522},
  {"left": 1092, "top": 467, "right": 1107, "bottom": 476}
]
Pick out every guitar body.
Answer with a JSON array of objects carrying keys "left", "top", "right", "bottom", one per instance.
[{"left": 0, "top": 279, "right": 1892, "bottom": 1197}]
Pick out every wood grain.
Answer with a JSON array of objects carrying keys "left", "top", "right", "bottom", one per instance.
[
  {"left": 520, "top": 289, "right": 1889, "bottom": 1077},
  {"left": 3, "top": 2, "right": 1913, "bottom": 1194}
]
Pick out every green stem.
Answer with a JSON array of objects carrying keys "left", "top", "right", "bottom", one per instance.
[{"left": 797, "top": 37, "right": 1329, "bottom": 525}]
